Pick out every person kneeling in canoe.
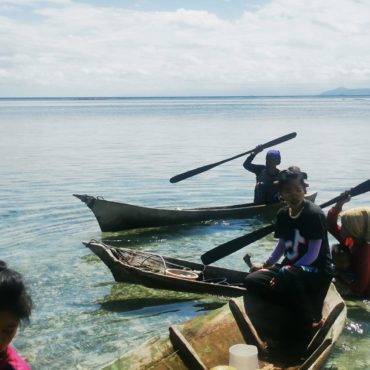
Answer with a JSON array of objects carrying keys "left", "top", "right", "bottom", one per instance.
[
  {"left": 244, "top": 167, "right": 332, "bottom": 331},
  {"left": 327, "top": 195, "right": 370, "bottom": 298},
  {"left": 243, "top": 146, "right": 281, "bottom": 204}
]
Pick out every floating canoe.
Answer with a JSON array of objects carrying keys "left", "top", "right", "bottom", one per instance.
[
  {"left": 99, "top": 283, "right": 346, "bottom": 370},
  {"left": 84, "top": 240, "right": 248, "bottom": 297},
  {"left": 75, "top": 192, "right": 317, "bottom": 232},
  {"left": 85, "top": 240, "right": 352, "bottom": 301}
]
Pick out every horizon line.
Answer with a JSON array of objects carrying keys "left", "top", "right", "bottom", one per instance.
[{"left": 1, "top": 93, "right": 370, "bottom": 100}]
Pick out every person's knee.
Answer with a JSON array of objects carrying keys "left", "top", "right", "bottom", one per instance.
[
  {"left": 244, "top": 272, "right": 267, "bottom": 291},
  {"left": 244, "top": 274, "right": 257, "bottom": 289}
]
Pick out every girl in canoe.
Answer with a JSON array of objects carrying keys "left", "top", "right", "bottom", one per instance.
[
  {"left": 327, "top": 194, "right": 370, "bottom": 297},
  {"left": 244, "top": 167, "right": 332, "bottom": 331},
  {"left": 243, "top": 145, "right": 281, "bottom": 204},
  {"left": 0, "top": 260, "right": 32, "bottom": 370}
]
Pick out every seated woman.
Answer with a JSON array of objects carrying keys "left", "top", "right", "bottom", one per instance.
[
  {"left": 327, "top": 195, "right": 370, "bottom": 298},
  {"left": 244, "top": 167, "right": 332, "bottom": 331},
  {"left": 0, "top": 260, "right": 32, "bottom": 370}
]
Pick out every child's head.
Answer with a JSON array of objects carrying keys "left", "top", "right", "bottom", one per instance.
[
  {"left": 331, "top": 244, "right": 351, "bottom": 271},
  {"left": 277, "top": 166, "right": 308, "bottom": 205},
  {"left": 0, "top": 261, "right": 32, "bottom": 352},
  {"left": 340, "top": 207, "right": 370, "bottom": 242}
]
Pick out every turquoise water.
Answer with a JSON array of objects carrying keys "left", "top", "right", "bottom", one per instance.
[{"left": 0, "top": 96, "right": 369, "bottom": 369}]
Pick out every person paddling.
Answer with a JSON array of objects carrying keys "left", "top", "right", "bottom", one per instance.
[
  {"left": 244, "top": 167, "right": 332, "bottom": 333},
  {"left": 243, "top": 145, "right": 281, "bottom": 204},
  {"left": 327, "top": 194, "right": 370, "bottom": 298}
]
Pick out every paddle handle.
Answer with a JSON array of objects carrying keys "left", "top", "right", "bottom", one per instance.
[
  {"left": 319, "top": 179, "right": 370, "bottom": 209},
  {"left": 170, "top": 132, "right": 297, "bottom": 183},
  {"left": 201, "top": 224, "right": 275, "bottom": 265}
]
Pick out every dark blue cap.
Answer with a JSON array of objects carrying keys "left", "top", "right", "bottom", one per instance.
[{"left": 266, "top": 149, "right": 281, "bottom": 160}]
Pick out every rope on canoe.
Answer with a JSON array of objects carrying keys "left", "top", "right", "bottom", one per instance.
[
  {"left": 139, "top": 254, "right": 167, "bottom": 274},
  {"left": 114, "top": 247, "right": 230, "bottom": 284},
  {"left": 90, "top": 240, "right": 231, "bottom": 285}
]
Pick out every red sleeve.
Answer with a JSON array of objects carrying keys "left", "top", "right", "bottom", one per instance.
[
  {"left": 327, "top": 207, "right": 345, "bottom": 243},
  {"left": 350, "top": 243, "right": 370, "bottom": 297}
]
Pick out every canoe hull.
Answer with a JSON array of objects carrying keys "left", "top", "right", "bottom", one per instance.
[
  {"left": 84, "top": 240, "right": 248, "bottom": 297},
  {"left": 75, "top": 193, "right": 317, "bottom": 232},
  {"left": 85, "top": 240, "right": 351, "bottom": 300}
]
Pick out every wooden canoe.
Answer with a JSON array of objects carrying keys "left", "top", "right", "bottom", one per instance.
[
  {"left": 74, "top": 193, "right": 317, "bottom": 232},
  {"left": 83, "top": 240, "right": 248, "bottom": 297},
  {"left": 85, "top": 240, "right": 352, "bottom": 301},
  {"left": 99, "top": 283, "right": 346, "bottom": 370}
]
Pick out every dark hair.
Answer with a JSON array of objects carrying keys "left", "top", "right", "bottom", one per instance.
[
  {"left": 277, "top": 166, "right": 308, "bottom": 192},
  {"left": 0, "top": 260, "right": 32, "bottom": 323}
]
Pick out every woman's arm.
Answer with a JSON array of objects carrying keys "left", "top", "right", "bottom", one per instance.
[
  {"left": 243, "top": 145, "right": 264, "bottom": 174},
  {"left": 327, "top": 193, "right": 351, "bottom": 243},
  {"left": 246, "top": 239, "right": 285, "bottom": 272},
  {"left": 243, "top": 153, "right": 263, "bottom": 175},
  {"left": 264, "top": 239, "right": 285, "bottom": 267},
  {"left": 293, "top": 239, "right": 322, "bottom": 267},
  {"left": 327, "top": 207, "right": 344, "bottom": 243}
]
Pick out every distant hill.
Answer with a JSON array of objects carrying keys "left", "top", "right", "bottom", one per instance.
[{"left": 320, "top": 87, "right": 370, "bottom": 96}]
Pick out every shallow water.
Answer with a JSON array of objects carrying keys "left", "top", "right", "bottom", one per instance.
[{"left": 0, "top": 96, "right": 369, "bottom": 369}]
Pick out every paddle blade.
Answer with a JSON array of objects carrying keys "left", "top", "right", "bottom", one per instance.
[
  {"left": 170, "top": 162, "right": 220, "bottom": 184},
  {"left": 201, "top": 224, "right": 275, "bottom": 265},
  {"left": 319, "top": 179, "right": 370, "bottom": 209},
  {"left": 170, "top": 132, "right": 297, "bottom": 183},
  {"left": 260, "top": 132, "right": 297, "bottom": 150}
]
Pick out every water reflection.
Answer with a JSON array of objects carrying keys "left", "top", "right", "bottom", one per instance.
[
  {"left": 100, "top": 217, "right": 265, "bottom": 248},
  {"left": 94, "top": 283, "right": 226, "bottom": 315}
]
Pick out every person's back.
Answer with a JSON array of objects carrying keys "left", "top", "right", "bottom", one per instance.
[
  {"left": 243, "top": 146, "right": 281, "bottom": 204},
  {"left": 327, "top": 200, "right": 370, "bottom": 297}
]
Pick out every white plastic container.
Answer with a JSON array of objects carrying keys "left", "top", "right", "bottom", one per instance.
[{"left": 229, "top": 344, "right": 258, "bottom": 370}]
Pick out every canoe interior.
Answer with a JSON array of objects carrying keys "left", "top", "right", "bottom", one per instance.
[
  {"left": 74, "top": 193, "right": 318, "bottom": 231},
  {"left": 84, "top": 240, "right": 248, "bottom": 297},
  {"left": 100, "top": 284, "right": 346, "bottom": 370}
]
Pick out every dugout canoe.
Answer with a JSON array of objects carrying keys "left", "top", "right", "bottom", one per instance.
[
  {"left": 99, "top": 283, "right": 346, "bottom": 370},
  {"left": 85, "top": 240, "right": 352, "bottom": 301},
  {"left": 74, "top": 192, "right": 317, "bottom": 232},
  {"left": 83, "top": 240, "right": 248, "bottom": 297}
]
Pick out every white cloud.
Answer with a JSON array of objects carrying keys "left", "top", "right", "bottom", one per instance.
[{"left": 1, "top": 0, "right": 370, "bottom": 96}]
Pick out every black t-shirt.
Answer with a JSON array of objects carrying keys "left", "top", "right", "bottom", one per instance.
[{"left": 274, "top": 200, "right": 332, "bottom": 274}]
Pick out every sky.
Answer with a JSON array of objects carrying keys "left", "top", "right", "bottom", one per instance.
[{"left": 1, "top": 0, "right": 370, "bottom": 97}]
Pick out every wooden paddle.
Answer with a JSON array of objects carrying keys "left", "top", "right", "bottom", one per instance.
[
  {"left": 201, "top": 179, "right": 370, "bottom": 265},
  {"left": 169, "top": 132, "right": 297, "bottom": 183}
]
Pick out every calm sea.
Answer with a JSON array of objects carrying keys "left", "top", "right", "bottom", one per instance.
[{"left": 0, "top": 96, "right": 369, "bottom": 369}]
